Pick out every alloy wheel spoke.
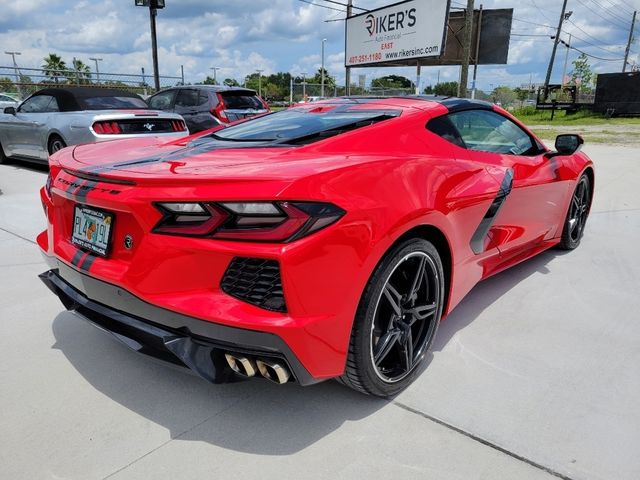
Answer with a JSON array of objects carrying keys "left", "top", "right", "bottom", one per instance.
[
  {"left": 407, "top": 302, "right": 437, "bottom": 323},
  {"left": 383, "top": 282, "right": 403, "bottom": 316},
  {"left": 399, "top": 330, "right": 414, "bottom": 370},
  {"left": 408, "top": 256, "right": 427, "bottom": 300},
  {"left": 374, "top": 330, "right": 401, "bottom": 365}
]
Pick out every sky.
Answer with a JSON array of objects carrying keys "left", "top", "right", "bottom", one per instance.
[{"left": 0, "top": 0, "right": 638, "bottom": 92}]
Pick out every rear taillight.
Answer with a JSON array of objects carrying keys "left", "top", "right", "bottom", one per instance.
[
  {"left": 212, "top": 93, "right": 230, "bottom": 123},
  {"left": 93, "top": 121, "right": 122, "bottom": 134},
  {"left": 171, "top": 120, "right": 187, "bottom": 132},
  {"left": 153, "top": 201, "right": 345, "bottom": 242}
]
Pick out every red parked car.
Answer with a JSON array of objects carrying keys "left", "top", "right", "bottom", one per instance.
[{"left": 38, "top": 97, "right": 593, "bottom": 397}]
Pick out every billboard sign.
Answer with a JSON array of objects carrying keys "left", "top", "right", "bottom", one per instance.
[{"left": 345, "top": 0, "right": 450, "bottom": 67}]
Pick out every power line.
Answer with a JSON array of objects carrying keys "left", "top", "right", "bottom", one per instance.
[
  {"left": 319, "top": 0, "right": 367, "bottom": 12},
  {"left": 571, "top": 44, "right": 625, "bottom": 61},
  {"left": 600, "top": 0, "right": 635, "bottom": 17},
  {"left": 576, "top": 0, "right": 631, "bottom": 29},
  {"left": 565, "top": 18, "right": 624, "bottom": 50},
  {"left": 296, "top": 0, "right": 344, "bottom": 13}
]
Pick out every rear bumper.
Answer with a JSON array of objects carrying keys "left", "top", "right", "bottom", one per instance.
[{"left": 39, "top": 263, "right": 318, "bottom": 386}]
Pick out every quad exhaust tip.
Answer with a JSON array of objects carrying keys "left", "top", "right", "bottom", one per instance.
[
  {"left": 224, "top": 353, "right": 258, "bottom": 377},
  {"left": 256, "top": 358, "right": 291, "bottom": 385},
  {"left": 224, "top": 353, "right": 291, "bottom": 384}
]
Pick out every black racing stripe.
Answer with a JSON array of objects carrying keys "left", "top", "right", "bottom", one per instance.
[
  {"left": 79, "top": 254, "right": 97, "bottom": 271},
  {"left": 75, "top": 181, "right": 97, "bottom": 203},
  {"left": 470, "top": 168, "right": 514, "bottom": 255},
  {"left": 70, "top": 250, "right": 85, "bottom": 267}
]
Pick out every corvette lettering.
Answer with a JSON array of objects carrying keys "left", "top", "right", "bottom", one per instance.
[{"left": 56, "top": 177, "right": 122, "bottom": 195}]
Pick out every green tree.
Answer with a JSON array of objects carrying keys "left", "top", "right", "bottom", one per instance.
[
  {"left": 42, "top": 53, "right": 67, "bottom": 84},
  {"left": 570, "top": 53, "right": 594, "bottom": 91},
  {"left": 423, "top": 81, "right": 458, "bottom": 96},
  {"left": 310, "top": 68, "right": 335, "bottom": 88},
  {"left": 202, "top": 76, "right": 217, "bottom": 85},
  {"left": 68, "top": 58, "right": 92, "bottom": 85},
  {"left": 371, "top": 75, "right": 414, "bottom": 89},
  {"left": 491, "top": 86, "right": 516, "bottom": 106},
  {"left": 223, "top": 78, "right": 240, "bottom": 87},
  {"left": 513, "top": 87, "right": 529, "bottom": 102},
  {"left": 0, "top": 77, "right": 16, "bottom": 93}
]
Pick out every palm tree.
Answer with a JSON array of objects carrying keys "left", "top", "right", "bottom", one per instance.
[
  {"left": 42, "top": 54, "right": 67, "bottom": 84},
  {"left": 68, "top": 58, "right": 92, "bottom": 85}
]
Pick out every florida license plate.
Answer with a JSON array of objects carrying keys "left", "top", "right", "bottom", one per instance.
[{"left": 71, "top": 205, "right": 114, "bottom": 257}]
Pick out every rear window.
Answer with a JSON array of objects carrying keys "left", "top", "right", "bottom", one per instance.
[
  {"left": 212, "top": 107, "right": 399, "bottom": 143},
  {"left": 221, "top": 92, "right": 264, "bottom": 110},
  {"left": 80, "top": 96, "right": 148, "bottom": 110}
]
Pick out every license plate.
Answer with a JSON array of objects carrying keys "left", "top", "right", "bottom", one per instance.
[{"left": 71, "top": 205, "right": 114, "bottom": 257}]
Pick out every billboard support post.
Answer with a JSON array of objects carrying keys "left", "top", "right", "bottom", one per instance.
[
  {"left": 459, "top": 0, "right": 474, "bottom": 98},
  {"left": 345, "top": 0, "right": 353, "bottom": 95},
  {"left": 471, "top": 4, "right": 483, "bottom": 99}
]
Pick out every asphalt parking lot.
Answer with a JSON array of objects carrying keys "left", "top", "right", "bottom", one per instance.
[{"left": 1, "top": 143, "right": 639, "bottom": 480}]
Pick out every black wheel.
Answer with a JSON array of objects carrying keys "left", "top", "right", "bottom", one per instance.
[
  {"left": 339, "top": 238, "right": 444, "bottom": 397},
  {"left": 558, "top": 174, "right": 591, "bottom": 250},
  {"left": 48, "top": 135, "right": 66, "bottom": 155}
]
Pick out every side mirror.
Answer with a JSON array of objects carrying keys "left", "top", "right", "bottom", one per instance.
[
  {"left": 555, "top": 134, "right": 584, "bottom": 155},
  {"left": 3, "top": 107, "right": 16, "bottom": 115}
]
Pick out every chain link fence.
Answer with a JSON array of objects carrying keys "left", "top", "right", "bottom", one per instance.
[
  {"left": 288, "top": 82, "right": 416, "bottom": 104},
  {"left": 0, "top": 66, "right": 183, "bottom": 99}
]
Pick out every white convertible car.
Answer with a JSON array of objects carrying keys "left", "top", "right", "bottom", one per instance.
[{"left": 0, "top": 87, "right": 189, "bottom": 165}]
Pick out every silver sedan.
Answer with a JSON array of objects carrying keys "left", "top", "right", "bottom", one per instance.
[{"left": 0, "top": 87, "right": 189, "bottom": 165}]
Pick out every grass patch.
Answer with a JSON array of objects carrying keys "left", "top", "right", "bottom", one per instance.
[{"left": 512, "top": 107, "right": 640, "bottom": 126}]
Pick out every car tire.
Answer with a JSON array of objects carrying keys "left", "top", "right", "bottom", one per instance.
[
  {"left": 558, "top": 173, "right": 591, "bottom": 250},
  {"left": 48, "top": 135, "right": 66, "bottom": 155},
  {"left": 339, "top": 238, "right": 444, "bottom": 397}
]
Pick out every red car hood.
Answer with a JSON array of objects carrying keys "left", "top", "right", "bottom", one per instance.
[{"left": 61, "top": 137, "right": 410, "bottom": 184}]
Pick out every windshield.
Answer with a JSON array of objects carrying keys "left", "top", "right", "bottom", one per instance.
[
  {"left": 212, "top": 107, "right": 399, "bottom": 143},
  {"left": 80, "top": 96, "right": 148, "bottom": 110}
]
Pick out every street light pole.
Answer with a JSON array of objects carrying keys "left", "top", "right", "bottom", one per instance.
[
  {"left": 301, "top": 72, "right": 307, "bottom": 101},
  {"left": 321, "top": 38, "right": 327, "bottom": 97},
  {"left": 89, "top": 57, "right": 103, "bottom": 84},
  {"left": 135, "top": 0, "right": 165, "bottom": 92},
  {"left": 256, "top": 69, "right": 264, "bottom": 97},
  {"left": 4, "top": 51, "right": 22, "bottom": 97},
  {"left": 210, "top": 67, "right": 220, "bottom": 84}
]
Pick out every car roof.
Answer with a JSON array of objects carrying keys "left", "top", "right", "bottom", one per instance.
[
  {"left": 153, "top": 85, "right": 258, "bottom": 95},
  {"left": 30, "top": 87, "right": 143, "bottom": 112},
  {"left": 309, "top": 96, "right": 494, "bottom": 112}
]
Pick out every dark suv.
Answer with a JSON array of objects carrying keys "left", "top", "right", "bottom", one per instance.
[{"left": 147, "top": 86, "right": 269, "bottom": 133}]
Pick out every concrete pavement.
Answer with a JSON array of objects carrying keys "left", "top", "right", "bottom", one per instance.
[{"left": 1, "top": 144, "right": 638, "bottom": 479}]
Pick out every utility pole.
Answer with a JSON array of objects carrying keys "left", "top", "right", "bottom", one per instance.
[
  {"left": 89, "top": 57, "right": 103, "bottom": 83},
  {"left": 543, "top": 0, "right": 569, "bottom": 100},
  {"left": 4, "top": 51, "right": 22, "bottom": 97},
  {"left": 149, "top": 6, "right": 160, "bottom": 90},
  {"left": 561, "top": 33, "right": 572, "bottom": 85},
  {"left": 180, "top": 64, "right": 184, "bottom": 85},
  {"left": 623, "top": 11, "right": 637, "bottom": 72},
  {"left": 321, "top": 38, "right": 327, "bottom": 97},
  {"left": 459, "top": 0, "right": 474, "bottom": 98},
  {"left": 345, "top": 0, "right": 353, "bottom": 95},
  {"left": 256, "top": 69, "right": 264, "bottom": 97},
  {"left": 210, "top": 67, "right": 220, "bottom": 84}
]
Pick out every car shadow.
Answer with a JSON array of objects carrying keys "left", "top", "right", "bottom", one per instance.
[
  {"left": 432, "top": 248, "right": 568, "bottom": 352},
  {"left": 51, "top": 312, "right": 386, "bottom": 455},
  {"left": 49, "top": 247, "right": 568, "bottom": 455},
  {"left": 4, "top": 160, "right": 48, "bottom": 173}
]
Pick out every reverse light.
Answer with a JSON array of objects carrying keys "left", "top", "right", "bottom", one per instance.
[{"left": 153, "top": 201, "right": 345, "bottom": 242}]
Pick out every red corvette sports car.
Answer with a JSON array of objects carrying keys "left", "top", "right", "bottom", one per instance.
[{"left": 38, "top": 97, "right": 593, "bottom": 397}]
